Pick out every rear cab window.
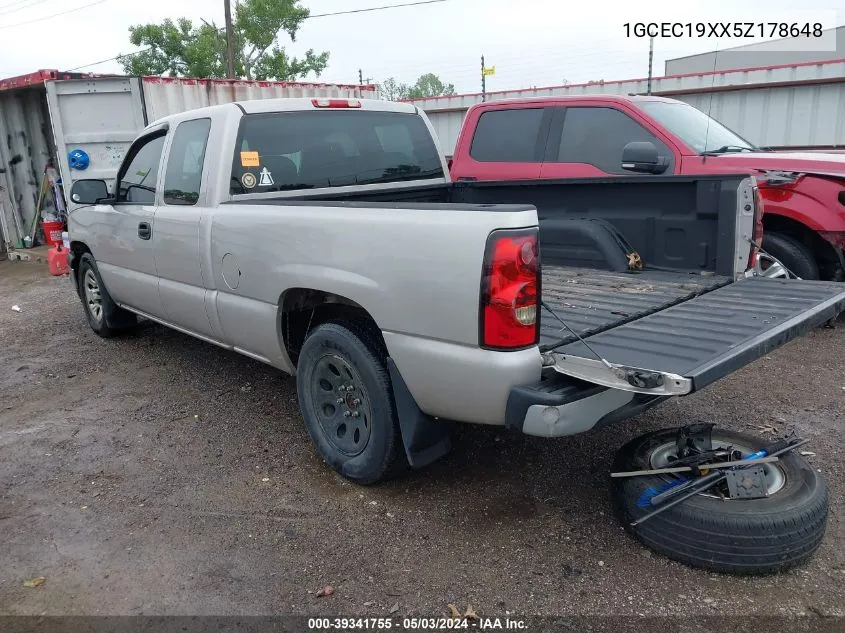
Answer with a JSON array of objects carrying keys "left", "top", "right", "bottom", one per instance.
[
  {"left": 469, "top": 108, "right": 546, "bottom": 162},
  {"left": 230, "top": 110, "right": 444, "bottom": 194}
]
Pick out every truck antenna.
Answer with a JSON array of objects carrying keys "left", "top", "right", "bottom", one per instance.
[{"left": 702, "top": 45, "right": 720, "bottom": 163}]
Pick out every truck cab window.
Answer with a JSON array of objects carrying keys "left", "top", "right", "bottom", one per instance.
[
  {"left": 118, "top": 134, "right": 166, "bottom": 204},
  {"left": 164, "top": 118, "right": 212, "bottom": 206},
  {"left": 556, "top": 107, "right": 672, "bottom": 174},
  {"left": 230, "top": 110, "right": 444, "bottom": 194},
  {"left": 469, "top": 108, "right": 544, "bottom": 162}
]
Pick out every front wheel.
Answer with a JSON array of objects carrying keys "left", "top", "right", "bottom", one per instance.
[
  {"left": 77, "top": 253, "right": 137, "bottom": 337},
  {"left": 295, "top": 321, "right": 407, "bottom": 485},
  {"left": 612, "top": 428, "right": 829, "bottom": 575},
  {"left": 759, "top": 232, "right": 820, "bottom": 280}
]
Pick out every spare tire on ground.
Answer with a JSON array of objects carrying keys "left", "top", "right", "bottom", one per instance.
[{"left": 611, "top": 427, "right": 829, "bottom": 575}]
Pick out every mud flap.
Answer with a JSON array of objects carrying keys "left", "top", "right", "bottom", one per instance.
[
  {"left": 386, "top": 358, "right": 452, "bottom": 469},
  {"left": 550, "top": 277, "right": 845, "bottom": 393}
]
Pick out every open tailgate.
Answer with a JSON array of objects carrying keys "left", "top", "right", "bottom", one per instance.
[{"left": 546, "top": 277, "right": 845, "bottom": 394}]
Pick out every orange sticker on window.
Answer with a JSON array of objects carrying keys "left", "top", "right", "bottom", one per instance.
[{"left": 240, "top": 151, "right": 260, "bottom": 167}]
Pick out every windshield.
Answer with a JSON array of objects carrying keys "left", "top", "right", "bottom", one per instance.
[{"left": 639, "top": 101, "right": 757, "bottom": 154}]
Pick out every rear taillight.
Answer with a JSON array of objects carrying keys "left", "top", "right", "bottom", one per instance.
[
  {"left": 480, "top": 229, "right": 540, "bottom": 349},
  {"left": 311, "top": 98, "right": 361, "bottom": 108}
]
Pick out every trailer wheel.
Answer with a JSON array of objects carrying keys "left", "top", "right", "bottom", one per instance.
[
  {"left": 612, "top": 428, "right": 829, "bottom": 575},
  {"left": 760, "top": 232, "right": 819, "bottom": 280},
  {"left": 296, "top": 320, "right": 408, "bottom": 485}
]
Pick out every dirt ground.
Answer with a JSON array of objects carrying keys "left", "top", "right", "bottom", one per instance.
[{"left": 1, "top": 259, "right": 844, "bottom": 618}]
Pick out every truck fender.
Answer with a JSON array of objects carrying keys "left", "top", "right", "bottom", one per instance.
[
  {"left": 762, "top": 189, "right": 845, "bottom": 235},
  {"left": 386, "top": 358, "right": 452, "bottom": 469}
]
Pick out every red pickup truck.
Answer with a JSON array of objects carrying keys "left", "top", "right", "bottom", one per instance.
[{"left": 448, "top": 95, "right": 845, "bottom": 281}]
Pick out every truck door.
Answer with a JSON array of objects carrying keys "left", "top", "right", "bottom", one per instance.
[
  {"left": 540, "top": 106, "right": 676, "bottom": 178},
  {"left": 94, "top": 130, "right": 167, "bottom": 317},
  {"left": 153, "top": 117, "right": 217, "bottom": 338}
]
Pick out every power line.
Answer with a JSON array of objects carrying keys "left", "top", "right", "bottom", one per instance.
[
  {"left": 309, "top": 0, "right": 452, "bottom": 19},
  {"left": 0, "top": 0, "right": 106, "bottom": 29},
  {"left": 0, "top": 0, "right": 32, "bottom": 11},
  {"left": 67, "top": 49, "right": 151, "bottom": 72},
  {"left": 66, "top": 0, "right": 459, "bottom": 71},
  {"left": 0, "top": 0, "right": 49, "bottom": 15}
]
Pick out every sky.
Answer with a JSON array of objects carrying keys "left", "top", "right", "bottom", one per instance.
[{"left": 0, "top": 0, "right": 842, "bottom": 94}]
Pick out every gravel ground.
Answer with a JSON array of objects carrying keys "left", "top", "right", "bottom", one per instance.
[{"left": 1, "top": 260, "right": 844, "bottom": 618}]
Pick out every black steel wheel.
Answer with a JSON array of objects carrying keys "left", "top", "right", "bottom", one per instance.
[
  {"left": 612, "top": 427, "right": 829, "bottom": 575},
  {"left": 308, "top": 353, "right": 374, "bottom": 457},
  {"left": 296, "top": 320, "right": 407, "bottom": 485}
]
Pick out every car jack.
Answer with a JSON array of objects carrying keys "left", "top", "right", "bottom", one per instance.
[{"left": 616, "top": 427, "right": 810, "bottom": 527}]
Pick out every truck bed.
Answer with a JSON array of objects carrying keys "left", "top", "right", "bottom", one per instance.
[{"left": 539, "top": 267, "right": 731, "bottom": 349}]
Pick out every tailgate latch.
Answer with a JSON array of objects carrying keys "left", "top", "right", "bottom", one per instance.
[{"left": 543, "top": 352, "right": 693, "bottom": 396}]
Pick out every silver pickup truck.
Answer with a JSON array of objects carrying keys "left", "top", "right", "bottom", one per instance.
[{"left": 67, "top": 97, "right": 845, "bottom": 485}]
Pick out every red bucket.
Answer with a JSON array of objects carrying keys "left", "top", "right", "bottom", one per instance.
[{"left": 42, "top": 220, "right": 64, "bottom": 247}]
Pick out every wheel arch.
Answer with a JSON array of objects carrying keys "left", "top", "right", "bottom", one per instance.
[
  {"left": 279, "top": 287, "right": 384, "bottom": 369},
  {"left": 68, "top": 240, "right": 93, "bottom": 296},
  {"left": 280, "top": 287, "right": 452, "bottom": 471},
  {"left": 763, "top": 213, "right": 843, "bottom": 279}
]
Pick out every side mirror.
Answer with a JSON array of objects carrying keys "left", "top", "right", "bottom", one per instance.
[
  {"left": 70, "top": 179, "right": 109, "bottom": 205},
  {"left": 621, "top": 141, "right": 669, "bottom": 174}
]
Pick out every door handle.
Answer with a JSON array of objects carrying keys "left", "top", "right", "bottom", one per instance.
[{"left": 138, "top": 222, "right": 152, "bottom": 240}]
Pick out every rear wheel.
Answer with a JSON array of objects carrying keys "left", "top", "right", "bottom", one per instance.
[
  {"left": 612, "top": 428, "right": 829, "bottom": 575},
  {"left": 760, "top": 232, "right": 819, "bottom": 280},
  {"left": 296, "top": 320, "right": 407, "bottom": 485}
]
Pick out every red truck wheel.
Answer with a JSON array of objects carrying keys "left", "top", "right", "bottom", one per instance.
[{"left": 761, "top": 233, "right": 820, "bottom": 280}]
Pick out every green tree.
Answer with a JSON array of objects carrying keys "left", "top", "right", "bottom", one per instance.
[
  {"left": 119, "top": 0, "right": 329, "bottom": 81},
  {"left": 406, "top": 73, "right": 456, "bottom": 99},
  {"left": 378, "top": 73, "right": 455, "bottom": 101},
  {"left": 378, "top": 77, "right": 409, "bottom": 101}
]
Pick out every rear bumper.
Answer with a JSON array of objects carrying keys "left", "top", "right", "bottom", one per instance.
[
  {"left": 382, "top": 331, "right": 541, "bottom": 425},
  {"left": 505, "top": 372, "right": 666, "bottom": 437}
]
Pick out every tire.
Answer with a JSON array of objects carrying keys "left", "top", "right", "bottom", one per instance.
[
  {"left": 77, "top": 253, "right": 137, "bottom": 337},
  {"left": 761, "top": 232, "right": 820, "bottom": 280},
  {"left": 612, "top": 428, "right": 829, "bottom": 575},
  {"left": 296, "top": 320, "right": 408, "bottom": 485}
]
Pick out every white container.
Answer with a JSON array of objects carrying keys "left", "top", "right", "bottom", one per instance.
[{"left": 61, "top": 231, "right": 70, "bottom": 250}]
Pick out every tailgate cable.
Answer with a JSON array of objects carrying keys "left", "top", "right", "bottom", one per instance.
[{"left": 540, "top": 300, "right": 613, "bottom": 369}]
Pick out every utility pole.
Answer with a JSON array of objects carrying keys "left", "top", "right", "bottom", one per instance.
[
  {"left": 359, "top": 69, "right": 363, "bottom": 86},
  {"left": 224, "top": 0, "right": 236, "bottom": 79},
  {"left": 481, "top": 55, "right": 486, "bottom": 102},
  {"left": 647, "top": 36, "right": 654, "bottom": 95}
]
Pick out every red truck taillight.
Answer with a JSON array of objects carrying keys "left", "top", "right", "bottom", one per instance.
[{"left": 480, "top": 229, "right": 540, "bottom": 349}]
